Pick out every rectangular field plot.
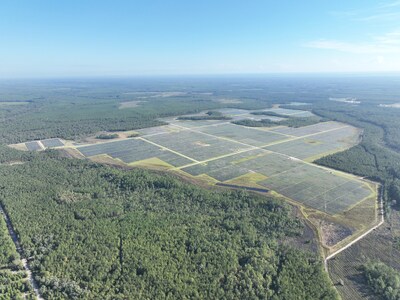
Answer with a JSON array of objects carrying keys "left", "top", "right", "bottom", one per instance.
[
  {"left": 169, "top": 119, "right": 229, "bottom": 128},
  {"left": 41, "top": 138, "right": 64, "bottom": 148},
  {"left": 197, "top": 123, "right": 288, "bottom": 146},
  {"left": 270, "top": 121, "right": 346, "bottom": 137},
  {"left": 181, "top": 149, "right": 371, "bottom": 214},
  {"left": 135, "top": 125, "right": 179, "bottom": 136},
  {"left": 144, "top": 130, "right": 251, "bottom": 161},
  {"left": 215, "top": 108, "right": 252, "bottom": 116},
  {"left": 231, "top": 114, "right": 286, "bottom": 122},
  {"left": 181, "top": 149, "right": 266, "bottom": 181},
  {"left": 259, "top": 165, "right": 371, "bottom": 214},
  {"left": 158, "top": 116, "right": 227, "bottom": 129},
  {"left": 77, "top": 138, "right": 193, "bottom": 167},
  {"left": 264, "top": 138, "right": 344, "bottom": 160},
  {"left": 182, "top": 151, "right": 302, "bottom": 182},
  {"left": 25, "top": 141, "right": 42, "bottom": 151},
  {"left": 264, "top": 125, "right": 360, "bottom": 160},
  {"left": 262, "top": 108, "right": 315, "bottom": 117},
  {"left": 311, "top": 126, "right": 360, "bottom": 146}
]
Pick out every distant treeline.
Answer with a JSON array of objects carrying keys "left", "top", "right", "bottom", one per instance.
[
  {"left": 233, "top": 116, "right": 323, "bottom": 128},
  {"left": 96, "top": 133, "right": 119, "bottom": 140},
  {"left": 177, "top": 110, "right": 232, "bottom": 121}
]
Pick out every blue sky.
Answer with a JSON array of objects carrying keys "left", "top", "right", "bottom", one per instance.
[{"left": 1, "top": 0, "right": 400, "bottom": 77}]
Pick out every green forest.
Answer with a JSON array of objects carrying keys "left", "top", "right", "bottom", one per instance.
[
  {"left": 0, "top": 210, "right": 35, "bottom": 299},
  {"left": 0, "top": 147, "right": 338, "bottom": 299},
  {"left": 0, "top": 83, "right": 268, "bottom": 144},
  {"left": 232, "top": 116, "right": 322, "bottom": 128},
  {"left": 177, "top": 110, "right": 232, "bottom": 121},
  {"left": 363, "top": 261, "right": 400, "bottom": 300}
]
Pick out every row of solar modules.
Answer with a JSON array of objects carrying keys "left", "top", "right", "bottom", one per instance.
[{"left": 25, "top": 138, "right": 65, "bottom": 151}]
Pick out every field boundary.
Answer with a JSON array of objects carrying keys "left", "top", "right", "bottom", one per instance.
[{"left": 324, "top": 183, "right": 384, "bottom": 270}]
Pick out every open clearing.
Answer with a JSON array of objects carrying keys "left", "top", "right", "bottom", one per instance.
[
  {"left": 0, "top": 101, "right": 30, "bottom": 106},
  {"left": 118, "top": 100, "right": 145, "bottom": 109},
  {"left": 72, "top": 108, "right": 371, "bottom": 216},
  {"left": 20, "top": 108, "right": 370, "bottom": 216},
  {"left": 15, "top": 107, "right": 378, "bottom": 252}
]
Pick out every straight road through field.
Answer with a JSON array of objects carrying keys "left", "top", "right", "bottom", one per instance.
[
  {"left": 324, "top": 186, "right": 384, "bottom": 270},
  {"left": 138, "top": 137, "right": 200, "bottom": 163}
]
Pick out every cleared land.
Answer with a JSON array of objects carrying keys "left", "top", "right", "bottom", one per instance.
[
  {"left": 25, "top": 141, "right": 42, "bottom": 151},
  {"left": 144, "top": 129, "right": 251, "bottom": 161},
  {"left": 19, "top": 108, "right": 373, "bottom": 219},
  {"left": 40, "top": 138, "right": 64, "bottom": 148},
  {"left": 0, "top": 101, "right": 30, "bottom": 106},
  {"left": 77, "top": 138, "right": 193, "bottom": 167},
  {"left": 196, "top": 123, "right": 288, "bottom": 146},
  {"left": 119, "top": 100, "right": 145, "bottom": 109},
  {"left": 24, "top": 139, "right": 65, "bottom": 151}
]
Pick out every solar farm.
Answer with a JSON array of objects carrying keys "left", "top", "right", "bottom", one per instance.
[
  {"left": 16, "top": 107, "right": 375, "bottom": 217},
  {"left": 24, "top": 138, "right": 65, "bottom": 151}
]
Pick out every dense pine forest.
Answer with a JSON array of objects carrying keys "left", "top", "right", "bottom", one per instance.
[
  {"left": 362, "top": 261, "right": 400, "bottom": 300},
  {"left": 232, "top": 116, "right": 322, "bottom": 128},
  {"left": 0, "top": 146, "right": 337, "bottom": 299},
  {"left": 0, "top": 214, "right": 35, "bottom": 299}
]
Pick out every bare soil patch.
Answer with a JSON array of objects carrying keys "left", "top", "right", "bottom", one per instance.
[
  {"left": 119, "top": 100, "right": 145, "bottom": 109},
  {"left": 193, "top": 141, "right": 211, "bottom": 147},
  {"left": 216, "top": 98, "right": 243, "bottom": 104},
  {"left": 317, "top": 219, "right": 352, "bottom": 247}
]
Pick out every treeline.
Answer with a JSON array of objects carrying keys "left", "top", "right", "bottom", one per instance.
[
  {"left": 312, "top": 103, "right": 400, "bottom": 210},
  {"left": 96, "top": 133, "right": 119, "bottom": 140},
  {"left": 363, "top": 261, "right": 400, "bottom": 300},
  {"left": 251, "top": 111, "right": 284, "bottom": 117},
  {"left": 177, "top": 110, "right": 231, "bottom": 121},
  {"left": 0, "top": 148, "right": 338, "bottom": 299},
  {"left": 233, "top": 116, "right": 322, "bottom": 128},
  {"left": 232, "top": 118, "right": 276, "bottom": 127},
  {"left": 0, "top": 212, "right": 35, "bottom": 299}
]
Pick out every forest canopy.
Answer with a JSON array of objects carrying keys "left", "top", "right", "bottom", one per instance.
[{"left": 0, "top": 147, "right": 338, "bottom": 299}]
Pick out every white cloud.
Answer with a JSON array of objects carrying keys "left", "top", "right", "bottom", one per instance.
[
  {"left": 356, "top": 12, "right": 400, "bottom": 21},
  {"left": 375, "top": 31, "right": 400, "bottom": 44},
  {"left": 381, "top": 0, "right": 400, "bottom": 8},
  {"left": 305, "top": 31, "right": 400, "bottom": 54},
  {"left": 330, "top": 1, "right": 400, "bottom": 23}
]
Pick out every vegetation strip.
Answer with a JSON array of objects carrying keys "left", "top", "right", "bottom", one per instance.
[
  {"left": 216, "top": 183, "right": 269, "bottom": 192},
  {"left": 0, "top": 204, "right": 43, "bottom": 300}
]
